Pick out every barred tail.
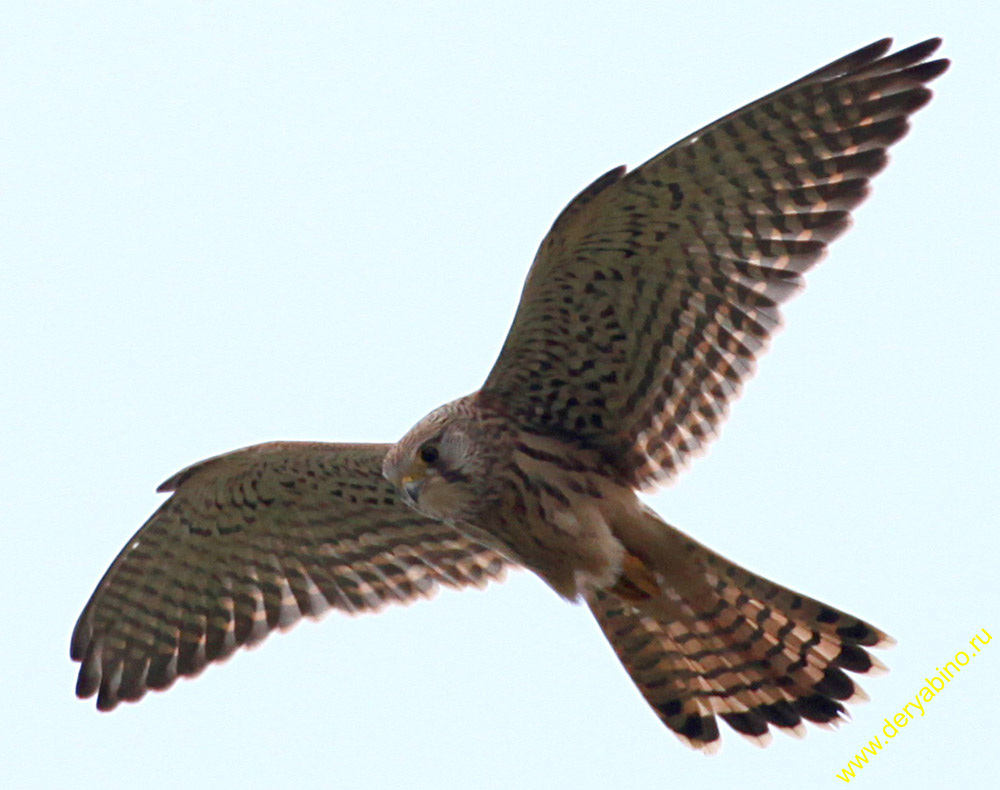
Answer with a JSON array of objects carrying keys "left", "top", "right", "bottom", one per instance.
[{"left": 590, "top": 512, "right": 892, "bottom": 752}]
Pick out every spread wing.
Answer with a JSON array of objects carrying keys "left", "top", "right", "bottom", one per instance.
[
  {"left": 71, "top": 442, "right": 508, "bottom": 710},
  {"left": 481, "top": 38, "right": 948, "bottom": 490}
]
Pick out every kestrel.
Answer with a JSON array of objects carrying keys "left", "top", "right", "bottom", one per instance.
[{"left": 72, "top": 38, "right": 948, "bottom": 751}]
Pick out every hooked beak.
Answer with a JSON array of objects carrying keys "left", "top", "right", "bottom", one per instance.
[{"left": 400, "top": 475, "right": 422, "bottom": 507}]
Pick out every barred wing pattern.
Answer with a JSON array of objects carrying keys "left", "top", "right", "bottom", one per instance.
[
  {"left": 587, "top": 523, "right": 892, "bottom": 751},
  {"left": 71, "top": 442, "right": 507, "bottom": 711},
  {"left": 482, "top": 38, "right": 948, "bottom": 490}
]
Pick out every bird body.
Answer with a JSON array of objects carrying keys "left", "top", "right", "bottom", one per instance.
[
  {"left": 385, "top": 395, "right": 630, "bottom": 599},
  {"left": 72, "top": 37, "right": 948, "bottom": 752},
  {"left": 383, "top": 390, "right": 892, "bottom": 751}
]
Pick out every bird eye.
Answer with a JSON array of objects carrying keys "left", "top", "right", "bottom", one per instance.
[{"left": 419, "top": 444, "right": 439, "bottom": 465}]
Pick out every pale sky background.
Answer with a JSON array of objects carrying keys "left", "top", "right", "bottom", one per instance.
[{"left": 3, "top": 3, "right": 998, "bottom": 788}]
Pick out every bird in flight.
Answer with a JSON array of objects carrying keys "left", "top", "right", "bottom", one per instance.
[{"left": 72, "top": 37, "right": 948, "bottom": 752}]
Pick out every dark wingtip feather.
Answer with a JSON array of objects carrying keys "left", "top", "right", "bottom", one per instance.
[
  {"left": 75, "top": 651, "right": 100, "bottom": 699},
  {"left": 96, "top": 667, "right": 122, "bottom": 712},
  {"left": 898, "top": 36, "right": 943, "bottom": 62},
  {"left": 146, "top": 652, "right": 178, "bottom": 691},
  {"left": 851, "top": 37, "right": 943, "bottom": 77},
  {"left": 794, "top": 693, "right": 846, "bottom": 724},
  {"left": 759, "top": 700, "right": 803, "bottom": 729},
  {"left": 69, "top": 616, "right": 90, "bottom": 662},
  {"left": 814, "top": 666, "right": 856, "bottom": 701},
  {"left": 116, "top": 662, "right": 151, "bottom": 703},
  {"left": 720, "top": 710, "right": 770, "bottom": 737},
  {"left": 836, "top": 621, "right": 882, "bottom": 645},
  {"left": 847, "top": 37, "right": 895, "bottom": 66},
  {"left": 908, "top": 58, "right": 951, "bottom": 83},
  {"left": 678, "top": 713, "right": 721, "bottom": 749},
  {"left": 810, "top": 38, "right": 893, "bottom": 80}
]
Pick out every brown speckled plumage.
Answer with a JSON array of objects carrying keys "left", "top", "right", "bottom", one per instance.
[
  {"left": 484, "top": 37, "right": 947, "bottom": 490},
  {"left": 73, "top": 38, "right": 946, "bottom": 752},
  {"left": 72, "top": 444, "right": 506, "bottom": 711}
]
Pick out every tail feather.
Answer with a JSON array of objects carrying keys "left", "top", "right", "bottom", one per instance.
[{"left": 589, "top": 515, "right": 891, "bottom": 752}]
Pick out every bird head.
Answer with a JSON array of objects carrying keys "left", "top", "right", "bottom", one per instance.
[{"left": 382, "top": 396, "right": 486, "bottom": 525}]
